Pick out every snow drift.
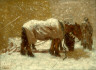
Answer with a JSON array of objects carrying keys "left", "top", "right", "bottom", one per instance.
[{"left": 0, "top": 37, "right": 96, "bottom": 70}]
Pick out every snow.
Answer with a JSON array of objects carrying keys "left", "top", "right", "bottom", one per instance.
[
  {"left": 23, "top": 18, "right": 59, "bottom": 30},
  {"left": 0, "top": 37, "right": 96, "bottom": 70}
]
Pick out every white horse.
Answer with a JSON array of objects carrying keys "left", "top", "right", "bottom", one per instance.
[{"left": 21, "top": 18, "right": 65, "bottom": 57}]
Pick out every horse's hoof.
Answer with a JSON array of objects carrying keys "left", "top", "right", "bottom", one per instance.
[
  {"left": 60, "top": 48, "right": 63, "bottom": 51},
  {"left": 32, "top": 47, "right": 37, "bottom": 50},
  {"left": 28, "top": 54, "right": 34, "bottom": 57},
  {"left": 55, "top": 54, "right": 61, "bottom": 57},
  {"left": 88, "top": 47, "right": 92, "bottom": 51},
  {"left": 20, "top": 50, "right": 26, "bottom": 55},
  {"left": 29, "top": 54, "right": 35, "bottom": 57},
  {"left": 60, "top": 47, "right": 63, "bottom": 51},
  {"left": 69, "top": 49, "right": 74, "bottom": 51},
  {"left": 50, "top": 52, "right": 54, "bottom": 55},
  {"left": 27, "top": 52, "right": 34, "bottom": 57},
  {"left": 55, "top": 53, "right": 61, "bottom": 57},
  {"left": 49, "top": 50, "right": 54, "bottom": 55},
  {"left": 33, "top": 48, "right": 37, "bottom": 51},
  {"left": 83, "top": 46, "right": 87, "bottom": 49}
]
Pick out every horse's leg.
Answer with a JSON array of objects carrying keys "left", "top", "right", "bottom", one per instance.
[
  {"left": 87, "top": 43, "right": 92, "bottom": 50},
  {"left": 83, "top": 43, "right": 87, "bottom": 49},
  {"left": 49, "top": 39, "right": 55, "bottom": 55},
  {"left": 21, "top": 28, "right": 27, "bottom": 55},
  {"left": 32, "top": 44, "right": 37, "bottom": 50},
  {"left": 21, "top": 39, "right": 26, "bottom": 55},
  {"left": 21, "top": 28, "right": 34, "bottom": 57},
  {"left": 69, "top": 36, "right": 75, "bottom": 51},
  {"left": 55, "top": 38, "right": 61, "bottom": 57},
  {"left": 26, "top": 43, "right": 34, "bottom": 57}
]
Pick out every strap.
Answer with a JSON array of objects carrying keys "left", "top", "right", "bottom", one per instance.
[
  {"left": 59, "top": 21, "right": 65, "bottom": 38},
  {"left": 59, "top": 21, "right": 67, "bottom": 59}
]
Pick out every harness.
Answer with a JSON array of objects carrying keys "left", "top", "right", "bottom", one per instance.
[
  {"left": 59, "top": 21, "right": 67, "bottom": 60},
  {"left": 59, "top": 21, "right": 65, "bottom": 38}
]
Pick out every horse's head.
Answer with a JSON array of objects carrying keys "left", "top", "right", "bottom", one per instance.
[
  {"left": 64, "top": 21, "right": 74, "bottom": 33},
  {"left": 65, "top": 33, "right": 75, "bottom": 51},
  {"left": 64, "top": 21, "right": 82, "bottom": 40},
  {"left": 72, "top": 23, "right": 82, "bottom": 40}
]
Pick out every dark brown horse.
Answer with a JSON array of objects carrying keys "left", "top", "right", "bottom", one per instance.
[
  {"left": 51, "top": 17, "right": 93, "bottom": 55},
  {"left": 49, "top": 22, "right": 81, "bottom": 56},
  {"left": 64, "top": 22, "right": 82, "bottom": 50},
  {"left": 65, "top": 17, "right": 93, "bottom": 51}
]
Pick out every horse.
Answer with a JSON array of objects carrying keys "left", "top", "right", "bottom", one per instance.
[
  {"left": 65, "top": 17, "right": 93, "bottom": 51},
  {"left": 51, "top": 17, "right": 93, "bottom": 54},
  {"left": 20, "top": 18, "right": 65, "bottom": 57},
  {"left": 49, "top": 22, "right": 81, "bottom": 55},
  {"left": 64, "top": 22, "right": 82, "bottom": 51},
  {"left": 49, "top": 33, "right": 75, "bottom": 57}
]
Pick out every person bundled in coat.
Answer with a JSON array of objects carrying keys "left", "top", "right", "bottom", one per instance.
[{"left": 81, "top": 17, "right": 93, "bottom": 50}]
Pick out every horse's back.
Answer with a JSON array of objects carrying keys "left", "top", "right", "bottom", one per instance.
[{"left": 23, "top": 18, "right": 59, "bottom": 29}]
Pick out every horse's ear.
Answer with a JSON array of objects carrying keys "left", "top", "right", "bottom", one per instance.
[
  {"left": 64, "top": 21, "right": 67, "bottom": 24},
  {"left": 84, "top": 17, "right": 88, "bottom": 22},
  {"left": 75, "top": 22, "right": 77, "bottom": 25}
]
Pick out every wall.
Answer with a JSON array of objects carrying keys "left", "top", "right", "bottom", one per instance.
[
  {"left": 49, "top": 0, "right": 96, "bottom": 43},
  {"left": 0, "top": 0, "right": 96, "bottom": 50},
  {"left": 0, "top": 0, "right": 51, "bottom": 50}
]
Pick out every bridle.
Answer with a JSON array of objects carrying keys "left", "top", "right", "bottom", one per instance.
[{"left": 59, "top": 20, "right": 67, "bottom": 60}]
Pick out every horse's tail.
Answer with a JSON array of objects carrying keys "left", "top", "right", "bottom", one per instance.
[
  {"left": 21, "top": 27, "right": 34, "bottom": 57},
  {"left": 21, "top": 27, "right": 28, "bottom": 46},
  {"left": 21, "top": 27, "right": 28, "bottom": 55}
]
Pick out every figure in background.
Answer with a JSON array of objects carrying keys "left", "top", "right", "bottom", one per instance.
[{"left": 81, "top": 17, "right": 93, "bottom": 50}]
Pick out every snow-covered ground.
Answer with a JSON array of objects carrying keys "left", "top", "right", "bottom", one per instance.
[{"left": 0, "top": 37, "right": 96, "bottom": 70}]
